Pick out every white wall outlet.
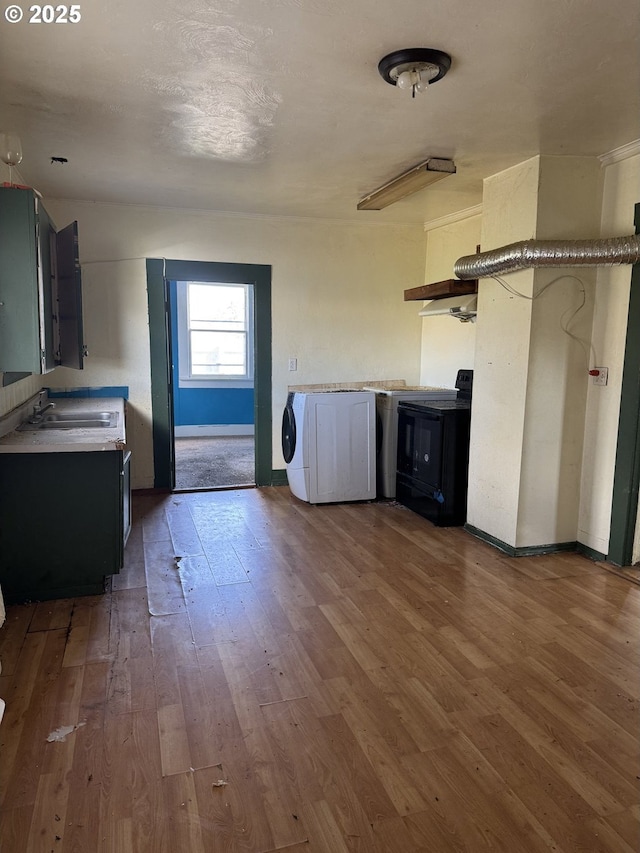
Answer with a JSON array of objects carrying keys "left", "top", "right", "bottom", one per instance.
[
  {"left": 288, "top": 357, "right": 297, "bottom": 371},
  {"left": 593, "top": 367, "right": 608, "bottom": 386}
]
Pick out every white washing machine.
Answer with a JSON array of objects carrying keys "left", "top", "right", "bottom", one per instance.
[
  {"left": 281, "top": 390, "right": 376, "bottom": 504},
  {"left": 363, "top": 385, "right": 457, "bottom": 498}
]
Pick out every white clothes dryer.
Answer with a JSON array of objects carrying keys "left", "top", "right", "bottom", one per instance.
[
  {"left": 281, "top": 390, "right": 376, "bottom": 504},
  {"left": 363, "top": 385, "right": 457, "bottom": 498}
]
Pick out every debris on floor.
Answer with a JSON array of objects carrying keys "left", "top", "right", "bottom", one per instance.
[{"left": 46, "top": 721, "right": 86, "bottom": 742}]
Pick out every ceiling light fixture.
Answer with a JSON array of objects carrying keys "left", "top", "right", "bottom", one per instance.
[
  {"left": 378, "top": 48, "right": 451, "bottom": 98},
  {"left": 357, "top": 157, "right": 456, "bottom": 211}
]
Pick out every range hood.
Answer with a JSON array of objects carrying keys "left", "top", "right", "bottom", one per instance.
[{"left": 419, "top": 293, "right": 477, "bottom": 322}]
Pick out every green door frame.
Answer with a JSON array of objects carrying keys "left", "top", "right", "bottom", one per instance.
[
  {"left": 146, "top": 258, "right": 272, "bottom": 489},
  {"left": 608, "top": 203, "right": 640, "bottom": 566}
]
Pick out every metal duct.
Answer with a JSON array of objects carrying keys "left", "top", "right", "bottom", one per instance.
[{"left": 454, "top": 234, "right": 640, "bottom": 280}]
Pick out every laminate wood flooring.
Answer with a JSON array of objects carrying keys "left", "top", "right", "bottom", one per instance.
[{"left": 0, "top": 487, "right": 638, "bottom": 852}]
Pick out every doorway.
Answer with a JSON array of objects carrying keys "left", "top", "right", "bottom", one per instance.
[
  {"left": 146, "top": 259, "right": 273, "bottom": 490},
  {"left": 170, "top": 279, "right": 255, "bottom": 489}
]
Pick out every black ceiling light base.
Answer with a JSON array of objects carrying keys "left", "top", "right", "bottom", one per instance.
[{"left": 378, "top": 48, "right": 452, "bottom": 89}]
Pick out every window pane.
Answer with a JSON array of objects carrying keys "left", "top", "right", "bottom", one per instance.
[
  {"left": 189, "top": 284, "right": 245, "bottom": 327},
  {"left": 191, "top": 330, "right": 246, "bottom": 375}
]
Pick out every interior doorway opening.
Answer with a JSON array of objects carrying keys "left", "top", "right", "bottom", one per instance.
[
  {"left": 146, "top": 258, "right": 273, "bottom": 492},
  {"left": 170, "top": 279, "right": 256, "bottom": 490}
]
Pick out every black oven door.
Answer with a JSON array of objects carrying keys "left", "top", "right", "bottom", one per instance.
[
  {"left": 397, "top": 408, "right": 443, "bottom": 489},
  {"left": 397, "top": 404, "right": 471, "bottom": 526}
]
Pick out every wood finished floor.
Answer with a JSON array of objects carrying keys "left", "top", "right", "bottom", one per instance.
[{"left": 0, "top": 487, "right": 638, "bottom": 852}]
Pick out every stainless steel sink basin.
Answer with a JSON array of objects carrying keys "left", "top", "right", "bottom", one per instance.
[{"left": 18, "top": 411, "right": 119, "bottom": 431}]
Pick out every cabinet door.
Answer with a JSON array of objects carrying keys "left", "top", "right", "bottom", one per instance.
[
  {"left": 122, "top": 450, "right": 132, "bottom": 550},
  {"left": 37, "top": 203, "right": 57, "bottom": 372},
  {"left": 55, "top": 221, "right": 85, "bottom": 369},
  {"left": 0, "top": 188, "right": 41, "bottom": 372},
  {"left": 0, "top": 450, "right": 123, "bottom": 602},
  {"left": 0, "top": 188, "right": 85, "bottom": 375}
]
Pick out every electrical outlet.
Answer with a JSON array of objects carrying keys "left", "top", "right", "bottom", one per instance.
[
  {"left": 288, "top": 358, "right": 297, "bottom": 371},
  {"left": 593, "top": 367, "right": 608, "bottom": 386}
]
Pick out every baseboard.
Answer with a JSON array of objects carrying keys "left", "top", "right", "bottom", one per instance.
[
  {"left": 576, "top": 542, "right": 608, "bottom": 562},
  {"left": 270, "top": 469, "right": 288, "bottom": 486},
  {"left": 132, "top": 487, "right": 171, "bottom": 496},
  {"left": 464, "top": 524, "right": 578, "bottom": 557},
  {"left": 4, "top": 581, "right": 106, "bottom": 604},
  {"left": 174, "top": 425, "right": 255, "bottom": 437}
]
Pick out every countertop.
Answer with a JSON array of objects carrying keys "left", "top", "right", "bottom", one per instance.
[
  {"left": 0, "top": 397, "right": 127, "bottom": 453},
  {"left": 288, "top": 379, "right": 407, "bottom": 392}
]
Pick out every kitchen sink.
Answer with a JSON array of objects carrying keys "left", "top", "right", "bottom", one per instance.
[{"left": 18, "top": 411, "right": 119, "bottom": 431}]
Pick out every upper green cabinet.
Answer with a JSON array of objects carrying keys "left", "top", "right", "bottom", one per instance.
[{"left": 0, "top": 187, "right": 85, "bottom": 374}]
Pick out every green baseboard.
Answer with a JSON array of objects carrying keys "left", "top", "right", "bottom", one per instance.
[
  {"left": 576, "top": 542, "right": 607, "bottom": 563},
  {"left": 4, "top": 581, "right": 106, "bottom": 605},
  {"left": 464, "top": 524, "right": 578, "bottom": 557},
  {"left": 270, "top": 469, "right": 288, "bottom": 486}
]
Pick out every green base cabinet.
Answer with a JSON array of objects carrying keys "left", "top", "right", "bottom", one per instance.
[{"left": 0, "top": 449, "right": 131, "bottom": 603}]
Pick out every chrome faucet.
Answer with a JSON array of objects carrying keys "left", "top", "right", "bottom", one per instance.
[{"left": 28, "top": 401, "right": 55, "bottom": 423}]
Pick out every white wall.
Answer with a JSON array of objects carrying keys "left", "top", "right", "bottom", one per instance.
[
  {"left": 578, "top": 152, "right": 640, "bottom": 558},
  {"left": 466, "top": 158, "right": 541, "bottom": 545},
  {"left": 467, "top": 156, "right": 602, "bottom": 549},
  {"left": 419, "top": 213, "right": 481, "bottom": 388},
  {"left": 40, "top": 201, "right": 426, "bottom": 489},
  {"left": 516, "top": 156, "right": 601, "bottom": 547},
  {"left": 0, "top": 374, "right": 43, "bottom": 418}
]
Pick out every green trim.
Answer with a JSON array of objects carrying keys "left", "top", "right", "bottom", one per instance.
[
  {"left": 270, "top": 469, "right": 288, "bottom": 486},
  {"left": 146, "top": 259, "right": 174, "bottom": 490},
  {"left": 146, "top": 258, "right": 272, "bottom": 489},
  {"left": 576, "top": 542, "right": 607, "bottom": 563},
  {"left": 464, "top": 524, "right": 577, "bottom": 557},
  {"left": 608, "top": 203, "right": 640, "bottom": 566}
]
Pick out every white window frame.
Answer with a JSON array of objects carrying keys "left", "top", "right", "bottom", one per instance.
[{"left": 176, "top": 280, "right": 255, "bottom": 389}]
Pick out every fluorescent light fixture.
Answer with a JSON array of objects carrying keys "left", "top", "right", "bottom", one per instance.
[{"left": 357, "top": 158, "right": 456, "bottom": 211}]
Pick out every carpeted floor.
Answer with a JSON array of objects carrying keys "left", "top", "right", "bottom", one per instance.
[{"left": 174, "top": 435, "right": 255, "bottom": 490}]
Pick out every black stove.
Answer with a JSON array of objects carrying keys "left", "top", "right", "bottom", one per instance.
[{"left": 395, "top": 369, "right": 473, "bottom": 526}]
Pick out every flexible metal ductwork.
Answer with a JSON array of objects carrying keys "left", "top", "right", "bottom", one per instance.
[{"left": 454, "top": 234, "right": 640, "bottom": 280}]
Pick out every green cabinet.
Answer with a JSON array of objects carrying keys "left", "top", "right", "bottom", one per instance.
[
  {"left": 0, "top": 187, "right": 85, "bottom": 375},
  {"left": 0, "top": 449, "right": 131, "bottom": 603}
]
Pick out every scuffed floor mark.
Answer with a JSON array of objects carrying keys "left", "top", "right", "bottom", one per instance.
[{"left": 46, "top": 721, "right": 86, "bottom": 742}]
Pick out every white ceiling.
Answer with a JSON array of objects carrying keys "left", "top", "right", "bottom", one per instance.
[{"left": 1, "top": 0, "right": 639, "bottom": 224}]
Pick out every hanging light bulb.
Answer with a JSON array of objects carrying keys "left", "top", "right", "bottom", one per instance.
[
  {"left": 395, "top": 71, "right": 414, "bottom": 90},
  {"left": 395, "top": 69, "right": 424, "bottom": 97},
  {"left": 0, "top": 133, "right": 23, "bottom": 187},
  {"left": 414, "top": 63, "right": 440, "bottom": 93}
]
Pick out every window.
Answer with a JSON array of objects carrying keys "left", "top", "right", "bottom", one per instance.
[{"left": 177, "top": 281, "right": 254, "bottom": 387}]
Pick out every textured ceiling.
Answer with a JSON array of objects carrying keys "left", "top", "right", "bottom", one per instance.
[{"left": 1, "top": 0, "right": 638, "bottom": 223}]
